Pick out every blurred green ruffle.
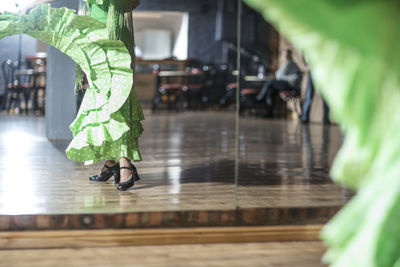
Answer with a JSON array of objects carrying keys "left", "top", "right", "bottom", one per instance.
[{"left": 244, "top": 0, "right": 400, "bottom": 266}]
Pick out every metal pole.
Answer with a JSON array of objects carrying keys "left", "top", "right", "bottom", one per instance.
[{"left": 234, "top": 0, "right": 241, "bottom": 205}]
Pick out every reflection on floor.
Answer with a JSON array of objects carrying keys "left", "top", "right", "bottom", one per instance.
[
  {"left": 0, "top": 113, "right": 352, "bottom": 229},
  {"left": 237, "top": 116, "right": 350, "bottom": 209},
  {"left": 0, "top": 241, "right": 326, "bottom": 267}
]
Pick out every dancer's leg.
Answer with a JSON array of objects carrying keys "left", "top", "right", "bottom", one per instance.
[
  {"left": 119, "top": 157, "right": 132, "bottom": 183},
  {"left": 117, "top": 157, "right": 140, "bottom": 191}
]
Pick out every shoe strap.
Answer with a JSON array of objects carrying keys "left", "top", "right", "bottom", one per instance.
[
  {"left": 120, "top": 166, "right": 133, "bottom": 170},
  {"left": 105, "top": 164, "right": 118, "bottom": 169},
  {"left": 121, "top": 163, "right": 137, "bottom": 171}
]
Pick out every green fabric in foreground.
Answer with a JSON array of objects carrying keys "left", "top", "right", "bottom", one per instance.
[
  {"left": 244, "top": 0, "right": 400, "bottom": 266},
  {"left": 0, "top": 4, "right": 144, "bottom": 164}
]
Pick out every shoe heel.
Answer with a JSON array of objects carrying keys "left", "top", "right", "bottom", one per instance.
[
  {"left": 133, "top": 170, "right": 140, "bottom": 181},
  {"left": 131, "top": 165, "right": 140, "bottom": 181},
  {"left": 113, "top": 172, "right": 120, "bottom": 183}
]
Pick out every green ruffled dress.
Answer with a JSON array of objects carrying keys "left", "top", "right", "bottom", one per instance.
[
  {"left": 0, "top": 1, "right": 144, "bottom": 165},
  {"left": 68, "top": 0, "right": 144, "bottom": 164}
]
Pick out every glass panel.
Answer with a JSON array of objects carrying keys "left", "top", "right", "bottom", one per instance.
[{"left": 235, "top": 1, "right": 352, "bottom": 225}]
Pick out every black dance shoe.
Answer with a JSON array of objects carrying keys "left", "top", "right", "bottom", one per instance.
[
  {"left": 89, "top": 164, "right": 120, "bottom": 183},
  {"left": 117, "top": 164, "right": 140, "bottom": 191}
]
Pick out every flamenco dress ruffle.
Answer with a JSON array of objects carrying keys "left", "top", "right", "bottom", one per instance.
[{"left": 0, "top": 4, "right": 144, "bottom": 165}]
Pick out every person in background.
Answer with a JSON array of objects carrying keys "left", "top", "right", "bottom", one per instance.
[
  {"left": 300, "top": 73, "right": 330, "bottom": 125},
  {"left": 256, "top": 49, "right": 301, "bottom": 117}
]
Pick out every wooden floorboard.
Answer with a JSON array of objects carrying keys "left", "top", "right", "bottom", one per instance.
[
  {"left": 0, "top": 113, "right": 350, "bottom": 215},
  {"left": 0, "top": 241, "right": 327, "bottom": 267},
  {"left": 0, "top": 225, "right": 323, "bottom": 249}
]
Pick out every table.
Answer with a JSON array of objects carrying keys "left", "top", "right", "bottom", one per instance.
[
  {"left": 158, "top": 70, "right": 203, "bottom": 77},
  {"left": 244, "top": 75, "right": 271, "bottom": 82}
]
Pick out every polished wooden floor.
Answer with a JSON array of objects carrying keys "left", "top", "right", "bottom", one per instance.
[
  {"left": 0, "top": 241, "right": 326, "bottom": 267},
  {"left": 0, "top": 112, "right": 351, "bottom": 216}
]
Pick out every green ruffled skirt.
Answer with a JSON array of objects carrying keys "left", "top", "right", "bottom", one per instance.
[{"left": 0, "top": 4, "right": 144, "bottom": 165}]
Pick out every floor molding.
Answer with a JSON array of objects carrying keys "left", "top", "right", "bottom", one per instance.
[
  {"left": 0, "top": 225, "right": 323, "bottom": 250},
  {"left": 0, "top": 206, "right": 341, "bottom": 231}
]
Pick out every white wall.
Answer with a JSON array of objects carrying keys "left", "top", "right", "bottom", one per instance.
[
  {"left": 134, "top": 11, "right": 188, "bottom": 60},
  {"left": 173, "top": 13, "right": 188, "bottom": 60},
  {"left": 136, "top": 30, "right": 172, "bottom": 60}
]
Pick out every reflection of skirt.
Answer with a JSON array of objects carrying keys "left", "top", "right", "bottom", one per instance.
[{"left": 0, "top": 5, "right": 144, "bottom": 164}]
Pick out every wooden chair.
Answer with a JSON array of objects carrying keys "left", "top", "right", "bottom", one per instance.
[
  {"left": 151, "top": 66, "right": 184, "bottom": 111},
  {"left": 15, "top": 68, "right": 36, "bottom": 114},
  {"left": 219, "top": 83, "right": 237, "bottom": 108},
  {"left": 278, "top": 72, "right": 303, "bottom": 116},
  {"left": 279, "top": 89, "right": 302, "bottom": 116},
  {"left": 239, "top": 88, "right": 260, "bottom": 114},
  {"left": 2, "top": 60, "right": 36, "bottom": 114},
  {"left": 181, "top": 67, "right": 209, "bottom": 110}
]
